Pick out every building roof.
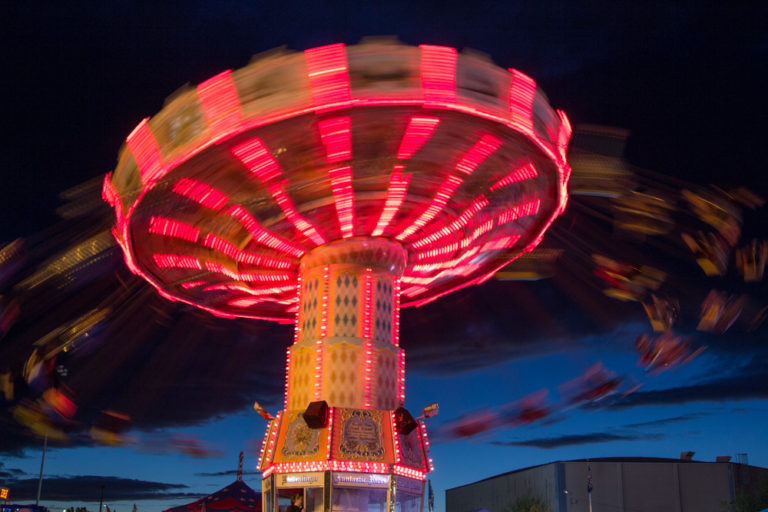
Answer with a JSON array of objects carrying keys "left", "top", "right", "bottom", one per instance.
[{"left": 447, "top": 456, "right": 766, "bottom": 491}]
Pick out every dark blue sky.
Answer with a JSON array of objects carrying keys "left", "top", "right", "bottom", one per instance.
[{"left": 1, "top": 3, "right": 766, "bottom": 512}]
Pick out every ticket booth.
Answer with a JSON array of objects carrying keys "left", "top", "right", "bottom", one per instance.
[{"left": 260, "top": 407, "right": 432, "bottom": 512}]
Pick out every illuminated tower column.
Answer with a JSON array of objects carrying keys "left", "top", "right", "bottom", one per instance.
[{"left": 288, "top": 238, "right": 407, "bottom": 412}]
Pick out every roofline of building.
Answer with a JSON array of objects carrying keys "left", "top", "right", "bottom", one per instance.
[{"left": 446, "top": 457, "right": 767, "bottom": 491}]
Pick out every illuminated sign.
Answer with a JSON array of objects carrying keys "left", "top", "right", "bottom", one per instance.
[
  {"left": 396, "top": 476, "right": 423, "bottom": 494},
  {"left": 278, "top": 472, "right": 323, "bottom": 488},
  {"left": 333, "top": 473, "right": 390, "bottom": 488},
  {"left": 0, "top": 488, "right": 8, "bottom": 499}
]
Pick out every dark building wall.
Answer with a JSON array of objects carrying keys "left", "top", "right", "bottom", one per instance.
[{"left": 446, "top": 459, "right": 768, "bottom": 512}]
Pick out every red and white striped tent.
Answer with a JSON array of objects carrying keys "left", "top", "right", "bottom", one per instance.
[{"left": 164, "top": 479, "right": 261, "bottom": 512}]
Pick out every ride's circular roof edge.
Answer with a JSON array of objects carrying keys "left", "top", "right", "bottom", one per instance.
[{"left": 103, "top": 41, "right": 572, "bottom": 321}]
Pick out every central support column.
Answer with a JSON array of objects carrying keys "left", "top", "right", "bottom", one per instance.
[{"left": 288, "top": 238, "right": 407, "bottom": 411}]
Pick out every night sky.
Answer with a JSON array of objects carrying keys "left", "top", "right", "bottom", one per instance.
[{"left": 1, "top": 3, "right": 767, "bottom": 512}]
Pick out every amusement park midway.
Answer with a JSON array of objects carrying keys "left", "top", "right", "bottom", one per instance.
[{"left": 1, "top": 4, "right": 767, "bottom": 512}]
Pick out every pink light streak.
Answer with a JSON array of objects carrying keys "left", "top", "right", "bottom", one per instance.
[
  {"left": 204, "top": 261, "right": 294, "bottom": 283},
  {"left": 231, "top": 137, "right": 281, "bottom": 183},
  {"left": 480, "top": 234, "right": 522, "bottom": 253},
  {"left": 267, "top": 183, "right": 326, "bottom": 246},
  {"left": 172, "top": 178, "right": 229, "bottom": 210},
  {"left": 454, "top": 134, "right": 503, "bottom": 175},
  {"left": 318, "top": 116, "right": 352, "bottom": 163},
  {"left": 497, "top": 198, "right": 541, "bottom": 225},
  {"left": 180, "top": 280, "right": 206, "bottom": 289},
  {"left": 152, "top": 254, "right": 202, "bottom": 270},
  {"left": 508, "top": 69, "right": 537, "bottom": 135},
  {"left": 396, "top": 175, "right": 463, "bottom": 241},
  {"left": 490, "top": 161, "right": 538, "bottom": 191},
  {"left": 371, "top": 165, "right": 411, "bottom": 237},
  {"left": 305, "top": 43, "right": 351, "bottom": 106},
  {"left": 126, "top": 118, "right": 164, "bottom": 186},
  {"left": 148, "top": 216, "right": 201, "bottom": 243},
  {"left": 420, "top": 45, "right": 457, "bottom": 103},
  {"left": 328, "top": 165, "right": 355, "bottom": 238},
  {"left": 226, "top": 205, "right": 305, "bottom": 257},
  {"left": 411, "top": 196, "right": 489, "bottom": 249},
  {"left": 197, "top": 70, "right": 242, "bottom": 137},
  {"left": 201, "top": 234, "right": 294, "bottom": 269},
  {"left": 396, "top": 116, "right": 440, "bottom": 159}
]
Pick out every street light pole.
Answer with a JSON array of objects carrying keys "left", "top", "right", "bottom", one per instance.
[{"left": 36, "top": 429, "right": 48, "bottom": 505}]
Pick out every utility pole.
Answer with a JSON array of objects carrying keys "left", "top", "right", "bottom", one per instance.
[
  {"left": 99, "top": 485, "right": 105, "bottom": 512},
  {"left": 36, "top": 429, "right": 48, "bottom": 505}
]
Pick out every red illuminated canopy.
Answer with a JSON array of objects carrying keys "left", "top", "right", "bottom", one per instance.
[{"left": 104, "top": 41, "right": 571, "bottom": 321}]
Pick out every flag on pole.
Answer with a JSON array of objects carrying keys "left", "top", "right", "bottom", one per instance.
[{"left": 428, "top": 479, "right": 434, "bottom": 512}]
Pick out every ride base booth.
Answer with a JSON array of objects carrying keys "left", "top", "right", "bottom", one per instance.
[{"left": 260, "top": 407, "right": 430, "bottom": 512}]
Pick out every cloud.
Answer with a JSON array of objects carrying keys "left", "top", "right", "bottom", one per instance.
[
  {"left": 0, "top": 461, "right": 27, "bottom": 478},
  {"left": 622, "top": 413, "right": 706, "bottom": 429},
  {"left": 3, "top": 475, "right": 195, "bottom": 502},
  {"left": 491, "top": 432, "right": 664, "bottom": 449},
  {"left": 603, "top": 356, "right": 768, "bottom": 409}
]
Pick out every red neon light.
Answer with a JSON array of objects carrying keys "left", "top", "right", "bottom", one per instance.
[
  {"left": 371, "top": 165, "right": 411, "bottom": 237},
  {"left": 326, "top": 407, "right": 334, "bottom": 460},
  {"left": 284, "top": 348, "right": 291, "bottom": 409},
  {"left": 397, "top": 348, "right": 405, "bottom": 403},
  {"left": 412, "top": 196, "right": 489, "bottom": 249},
  {"left": 420, "top": 45, "right": 457, "bottom": 103},
  {"left": 202, "top": 234, "right": 293, "bottom": 269},
  {"left": 231, "top": 137, "right": 281, "bottom": 184},
  {"left": 180, "top": 280, "right": 206, "bottom": 289},
  {"left": 204, "top": 261, "right": 294, "bottom": 283},
  {"left": 267, "top": 184, "right": 326, "bottom": 246},
  {"left": 409, "top": 246, "right": 481, "bottom": 276},
  {"left": 318, "top": 116, "right": 352, "bottom": 163},
  {"left": 227, "top": 296, "right": 296, "bottom": 308},
  {"left": 394, "top": 278, "right": 401, "bottom": 347},
  {"left": 402, "top": 285, "right": 429, "bottom": 298},
  {"left": 394, "top": 464, "right": 427, "bottom": 480},
  {"left": 320, "top": 265, "right": 329, "bottom": 338},
  {"left": 305, "top": 43, "right": 351, "bottom": 106},
  {"left": 294, "top": 274, "right": 302, "bottom": 344},
  {"left": 497, "top": 198, "right": 541, "bottom": 225},
  {"left": 102, "top": 175, "right": 126, "bottom": 234},
  {"left": 363, "top": 338, "right": 373, "bottom": 408},
  {"left": 392, "top": 411, "right": 402, "bottom": 464},
  {"left": 480, "top": 234, "right": 522, "bottom": 252},
  {"left": 363, "top": 269, "right": 373, "bottom": 339},
  {"left": 328, "top": 165, "right": 355, "bottom": 238},
  {"left": 197, "top": 70, "right": 242, "bottom": 137},
  {"left": 508, "top": 69, "right": 537, "bottom": 135},
  {"left": 454, "top": 134, "right": 503, "bottom": 175},
  {"left": 363, "top": 268, "right": 374, "bottom": 408},
  {"left": 148, "top": 216, "right": 201, "bottom": 243},
  {"left": 419, "top": 421, "right": 434, "bottom": 472},
  {"left": 461, "top": 219, "right": 494, "bottom": 249},
  {"left": 314, "top": 335, "right": 323, "bottom": 400},
  {"left": 226, "top": 205, "right": 304, "bottom": 257},
  {"left": 258, "top": 421, "right": 271, "bottom": 469},
  {"left": 203, "top": 283, "right": 295, "bottom": 296},
  {"left": 172, "top": 178, "right": 229, "bottom": 210},
  {"left": 490, "top": 161, "right": 538, "bottom": 191},
  {"left": 126, "top": 119, "right": 164, "bottom": 186},
  {"left": 396, "top": 175, "right": 464, "bottom": 241},
  {"left": 557, "top": 110, "right": 572, "bottom": 164},
  {"left": 396, "top": 116, "right": 440, "bottom": 159},
  {"left": 415, "top": 242, "right": 459, "bottom": 262},
  {"left": 152, "top": 254, "right": 201, "bottom": 270}
]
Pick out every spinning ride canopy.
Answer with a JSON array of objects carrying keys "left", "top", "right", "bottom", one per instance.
[{"left": 103, "top": 41, "right": 571, "bottom": 322}]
